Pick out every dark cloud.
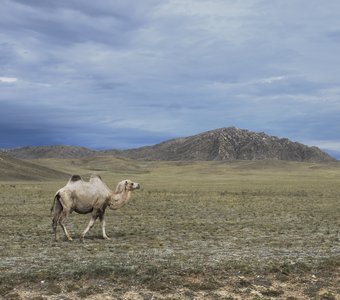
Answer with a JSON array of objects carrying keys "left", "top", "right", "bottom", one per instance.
[
  {"left": 1, "top": 0, "right": 152, "bottom": 48},
  {"left": 0, "top": 43, "right": 18, "bottom": 68},
  {"left": 245, "top": 78, "right": 329, "bottom": 98},
  {"left": 11, "top": 0, "right": 156, "bottom": 20},
  {"left": 326, "top": 30, "right": 340, "bottom": 43},
  {"left": 94, "top": 81, "right": 125, "bottom": 91},
  {"left": 0, "top": 100, "right": 175, "bottom": 149}
]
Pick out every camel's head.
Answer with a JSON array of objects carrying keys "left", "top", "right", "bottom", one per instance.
[{"left": 115, "top": 179, "right": 140, "bottom": 193}]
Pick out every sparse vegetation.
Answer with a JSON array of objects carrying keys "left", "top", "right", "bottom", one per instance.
[{"left": 0, "top": 159, "right": 339, "bottom": 299}]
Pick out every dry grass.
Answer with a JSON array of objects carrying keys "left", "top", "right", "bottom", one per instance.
[{"left": 0, "top": 159, "right": 339, "bottom": 299}]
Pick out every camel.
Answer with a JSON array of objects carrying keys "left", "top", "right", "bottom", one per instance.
[{"left": 51, "top": 174, "right": 140, "bottom": 241}]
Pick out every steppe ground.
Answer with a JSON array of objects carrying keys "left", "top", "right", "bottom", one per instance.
[{"left": 0, "top": 158, "right": 339, "bottom": 299}]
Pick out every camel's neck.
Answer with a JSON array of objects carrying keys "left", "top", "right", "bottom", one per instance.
[{"left": 109, "top": 190, "right": 132, "bottom": 210}]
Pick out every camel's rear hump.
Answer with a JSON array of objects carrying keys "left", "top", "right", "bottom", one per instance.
[{"left": 69, "top": 175, "right": 82, "bottom": 182}]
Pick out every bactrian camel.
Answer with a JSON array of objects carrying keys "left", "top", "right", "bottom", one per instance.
[{"left": 51, "top": 174, "right": 140, "bottom": 241}]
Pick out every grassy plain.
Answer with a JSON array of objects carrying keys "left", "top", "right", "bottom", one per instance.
[{"left": 0, "top": 158, "right": 339, "bottom": 299}]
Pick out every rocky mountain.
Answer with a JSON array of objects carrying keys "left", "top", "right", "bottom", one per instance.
[
  {"left": 2, "top": 145, "right": 97, "bottom": 159},
  {"left": 110, "top": 127, "right": 334, "bottom": 162},
  {"left": 0, "top": 153, "right": 68, "bottom": 181}
]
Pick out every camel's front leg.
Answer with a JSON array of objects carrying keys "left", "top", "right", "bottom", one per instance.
[
  {"left": 81, "top": 215, "right": 97, "bottom": 241},
  {"left": 101, "top": 218, "right": 110, "bottom": 240}
]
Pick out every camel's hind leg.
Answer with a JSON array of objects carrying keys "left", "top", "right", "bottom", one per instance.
[
  {"left": 53, "top": 193, "right": 73, "bottom": 241},
  {"left": 59, "top": 211, "right": 73, "bottom": 241},
  {"left": 52, "top": 214, "right": 60, "bottom": 241},
  {"left": 51, "top": 195, "right": 62, "bottom": 241}
]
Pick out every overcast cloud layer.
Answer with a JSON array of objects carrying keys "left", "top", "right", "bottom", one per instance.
[{"left": 1, "top": 0, "right": 340, "bottom": 158}]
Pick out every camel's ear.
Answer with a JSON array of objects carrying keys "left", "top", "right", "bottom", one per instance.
[{"left": 115, "top": 181, "right": 125, "bottom": 193}]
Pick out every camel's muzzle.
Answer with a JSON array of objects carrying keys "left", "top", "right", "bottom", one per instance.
[{"left": 134, "top": 183, "right": 141, "bottom": 190}]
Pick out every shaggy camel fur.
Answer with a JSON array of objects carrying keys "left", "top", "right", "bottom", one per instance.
[{"left": 51, "top": 174, "right": 140, "bottom": 241}]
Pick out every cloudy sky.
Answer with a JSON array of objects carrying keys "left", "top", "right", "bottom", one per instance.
[{"left": 1, "top": 0, "right": 340, "bottom": 158}]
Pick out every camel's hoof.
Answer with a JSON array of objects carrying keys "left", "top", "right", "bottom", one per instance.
[{"left": 103, "top": 236, "right": 111, "bottom": 240}]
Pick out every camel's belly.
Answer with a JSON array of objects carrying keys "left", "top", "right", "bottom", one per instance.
[
  {"left": 73, "top": 203, "right": 94, "bottom": 214},
  {"left": 74, "top": 207, "right": 93, "bottom": 214}
]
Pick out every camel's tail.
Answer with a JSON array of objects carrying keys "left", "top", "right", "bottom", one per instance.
[{"left": 51, "top": 193, "right": 61, "bottom": 215}]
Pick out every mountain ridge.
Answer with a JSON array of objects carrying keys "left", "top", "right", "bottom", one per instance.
[
  {"left": 108, "top": 127, "right": 334, "bottom": 162},
  {"left": 1, "top": 145, "right": 97, "bottom": 159},
  {"left": 1, "top": 127, "right": 335, "bottom": 162}
]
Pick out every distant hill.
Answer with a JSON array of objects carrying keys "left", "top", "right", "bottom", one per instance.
[
  {"left": 108, "top": 127, "right": 334, "bottom": 162},
  {"left": 1, "top": 127, "right": 335, "bottom": 162},
  {"left": 2, "top": 145, "right": 97, "bottom": 159},
  {"left": 0, "top": 153, "right": 68, "bottom": 181}
]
